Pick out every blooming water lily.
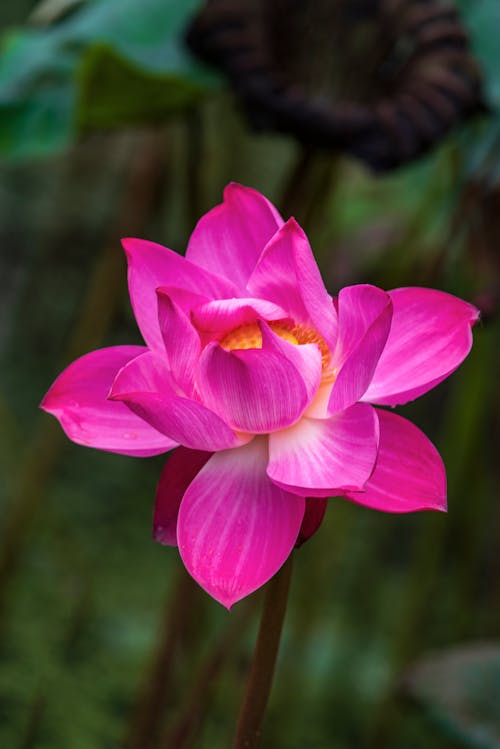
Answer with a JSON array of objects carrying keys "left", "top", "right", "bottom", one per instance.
[{"left": 42, "top": 184, "right": 478, "bottom": 608}]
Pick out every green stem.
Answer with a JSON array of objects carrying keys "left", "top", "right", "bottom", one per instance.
[{"left": 231, "top": 554, "right": 294, "bottom": 749}]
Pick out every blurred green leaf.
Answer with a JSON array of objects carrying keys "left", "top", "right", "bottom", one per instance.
[
  {"left": 0, "top": 85, "right": 76, "bottom": 158},
  {"left": 461, "top": 0, "right": 500, "bottom": 108},
  {"left": 404, "top": 644, "right": 500, "bottom": 749},
  {"left": 0, "top": 0, "right": 220, "bottom": 159},
  {"left": 78, "top": 43, "right": 210, "bottom": 129},
  {"left": 461, "top": 115, "right": 500, "bottom": 185},
  {"left": 433, "top": 2, "right": 500, "bottom": 187}
]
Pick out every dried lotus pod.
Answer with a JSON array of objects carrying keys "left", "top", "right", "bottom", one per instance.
[{"left": 187, "top": 0, "right": 485, "bottom": 171}]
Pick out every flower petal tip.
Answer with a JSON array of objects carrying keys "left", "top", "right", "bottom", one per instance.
[
  {"left": 470, "top": 305, "right": 481, "bottom": 326},
  {"left": 120, "top": 237, "right": 136, "bottom": 255},
  {"left": 223, "top": 181, "right": 277, "bottom": 208},
  {"left": 223, "top": 181, "right": 248, "bottom": 197},
  {"left": 39, "top": 390, "right": 55, "bottom": 414},
  {"left": 152, "top": 525, "right": 176, "bottom": 546},
  {"left": 282, "top": 215, "right": 303, "bottom": 234},
  {"left": 405, "top": 495, "right": 448, "bottom": 514},
  {"left": 435, "top": 497, "right": 448, "bottom": 513},
  {"left": 185, "top": 577, "right": 249, "bottom": 609},
  {"left": 209, "top": 590, "right": 239, "bottom": 610},
  {"left": 406, "top": 495, "right": 448, "bottom": 514}
]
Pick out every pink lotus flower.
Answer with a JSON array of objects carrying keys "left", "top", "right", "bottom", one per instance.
[{"left": 41, "top": 184, "right": 479, "bottom": 608}]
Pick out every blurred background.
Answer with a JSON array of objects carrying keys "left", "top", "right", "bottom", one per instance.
[{"left": 1, "top": 1, "right": 500, "bottom": 747}]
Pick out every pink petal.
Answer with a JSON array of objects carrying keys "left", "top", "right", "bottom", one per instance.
[
  {"left": 261, "top": 323, "right": 322, "bottom": 404},
  {"left": 344, "top": 409, "right": 446, "bottom": 513},
  {"left": 157, "top": 288, "right": 201, "bottom": 395},
  {"left": 295, "top": 498, "right": 328, "bottom": 547},
  {"left": 109, "top": 351, "right": 246, "bottom": 451},
  {"left": 246, "top": 219, "right": 338, "bottom": 350},
  {"left": 153, "top": 447, "right": 211, "bottom": 546},
  {"left": 156, "top": 286, "right": 210, "bottom": 316},
  {"left": 332, "top": 285, "right": 392, "bottom": 367},
  {"left": 185, "top": 183, "right": 284, "bottom": 290},
  {"left": 177, "top": 438, "right": 305, "bottom": 607},
  {"left": 41, "top": 346, "right": 176, "bottom": 456},
  {"left": 328, "top": 285, "right": 392, "bottom": 413},
  {"left": 195, "top": 322, "right": 321, "bottom": 434},
  {"left": 191, "top": 297, "right": 288, "bottom": 335},
  {"left": 305, "top": 381, "right": 334, "bottom": 419},
  {"left": 122, "top": 237, "right": 239, "bottom": 350},
  {"left": 267, "top": 404, "right": 379, "bottom": 496},
  {"left": 363, "top": 287, "right": 480, "bottom": 406}
]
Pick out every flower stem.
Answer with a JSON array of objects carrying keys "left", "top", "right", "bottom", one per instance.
[{"left": 231, "top": 553, "right": 294, "bottom": 749}]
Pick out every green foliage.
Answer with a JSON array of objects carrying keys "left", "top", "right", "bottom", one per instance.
[
  {"left": 78, "top": 44, "right": 207, "bottom": 129},
  {"left": 463, "top": 0, "right": 500, "bottom": 108},
  {"left": 0, "top": 0, "right": 220, "bottom": 159},
  {"left": 405, "top": 645, "right": 500, "bottom": 749},
  {"left": 457, "top": 0, "right": 500, "bottom": 184}
]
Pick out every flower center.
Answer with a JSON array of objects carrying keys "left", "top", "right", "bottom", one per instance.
[{"left": 220, "top": 321, "right": 332, "bottom": 371}]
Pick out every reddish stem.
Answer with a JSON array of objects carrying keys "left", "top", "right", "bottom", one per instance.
[{"left": 231, "top": 554, "right": 294, "bottom": 749}]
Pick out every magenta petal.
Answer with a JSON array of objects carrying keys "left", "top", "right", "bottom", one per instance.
[
  {"left": 268, "top": 404, "right": 379, "bottom": 496},
  {"left": 328, "top": 285, "right": 392, "bottom": 413},
  {"left": 156, "top": 286, "right": 210, "bottom": 317},
  {"left": 260, "top": 323, "right": 322, "bottom": 404},
  {"left": 295, "top": 498, "right": 328, "bottom": 547},
  {"left": 191, "top": 297, "right": 288, "bottom": 335},
  {"left": 122, "top": 237, "right": 239, "bottom": 350},
  {"left": 177, "top": 438, "right": 305, "bottom": 607},
  {"left": 157, "top": 288, "right": 201, "bottom": 394},
  {"left": 185, "top": 183, "right": 284, "bottom": 289},
  {"left": 344, "top": 409, "right": 446, "bottom": 513},
  {"left": 332, "top": 285, "right": 392, "bottom": 367},
  {"left": 109, "top": 351, "right": 245, "bottom": 451},
  {"left": 246, "top": 219, "right": 338, "bottom": 349},
  {"left": 363, "top": 287, "right": 480, "bottom": 406},
  {"left": 41, "top": 346, "right": 176, "bottom": 456},
  {"left": 153, "top": 447, "right": 211, "bottom": 546},
  {"left": 196, "top": 328, "right": 315, "bottom": 434}
]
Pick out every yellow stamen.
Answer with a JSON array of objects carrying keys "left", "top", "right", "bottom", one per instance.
[
  {"left": 220, "top": 320, "right": 332, "bottom": 374},
  {"left": 285, "top": 322, "right": 331, "bottom": 370},
  {"left": 220, "top": 323, "right": 268, "bottom": 351}
]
